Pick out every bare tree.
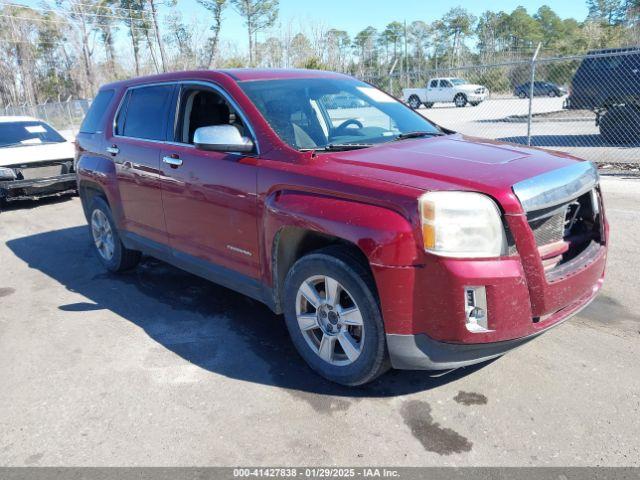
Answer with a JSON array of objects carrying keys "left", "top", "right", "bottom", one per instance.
[
  {"left": 148, "top": 0, "right": 167, "bottom": 71},
  {"left": 165, "top": 11, "right": 194, "bottom": 68},
  {"left": 56, "top": 0, "right": 101, "bottom": 95},
  {"left": 326, "top": 29, "right": 350, "bottom": 70},
  {"left": 95, "top": 0, "right": 119, "bottom": 76},
  {"left": 230, "top": 0, "right": 278, "bottom": 65},
  {"left": 197, "top": 0, "right": 227, "bottom": 68}
]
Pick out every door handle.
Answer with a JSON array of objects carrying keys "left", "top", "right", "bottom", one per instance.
[
  {"left": 106, "top": 145, "right": 119, "bottom": 155},
  {"left": 162, "top": 155, "right": 183, "bottom": 168}
]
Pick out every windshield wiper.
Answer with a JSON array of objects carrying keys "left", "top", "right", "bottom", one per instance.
[
  {"left": 299, "top": 143, "right": 374, "bottom": 152},
  {"left": 394, "top": 131, "right": 446, "bottom": 141}
]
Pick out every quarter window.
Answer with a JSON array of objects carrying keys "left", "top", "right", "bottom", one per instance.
[
  {"left": 120, "top": 85, "right": 174, "bottom": 140},
  {"left": 80, "top": 89, "right": 114, "bottom": 134}
]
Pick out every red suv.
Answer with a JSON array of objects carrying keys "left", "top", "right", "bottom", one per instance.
[{"left": 76, "top": 70, "right": 608, "bottom": 386}]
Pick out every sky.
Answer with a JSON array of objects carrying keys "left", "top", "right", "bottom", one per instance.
[
  {"left": 178, "top": 0, "right": 591, "bottom": 45},
  {"left": 15, "top": 0, "right": 591, "bottom": 53}
]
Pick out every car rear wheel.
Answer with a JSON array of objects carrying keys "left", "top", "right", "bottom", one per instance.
[
  {"left": 454, "top": 93, "right": 467, "bottom": 107},
  {"left": 518, "top": 91, "right": 527, "bottom": 99},
  {"left": 424, "top": 102, "right": 434, "bottom": 108},
  {"left": 469, "top": 102, "right": 480, "bottom": 107},
  {"left": 408, "top": 95, "right": 421, "bottom": 109},
  {"left": 283, "top": 246, "right": 388, "bottom": 386},
  {"left": 89, "top": 196, "right": 141, "bottom": 272},
  {"left": 548, "top": 90, "right": 557, "bottom": 97}
]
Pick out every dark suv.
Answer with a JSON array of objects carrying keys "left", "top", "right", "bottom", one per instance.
[
  {"left": 566, "top": 47, "right": 640, "bottom": 143},
  {"left": 514, "top": 81, "right": 565, "bottom": 98},
  {"left": 75, "top": 70, "right": 607, "bottom": 386}
]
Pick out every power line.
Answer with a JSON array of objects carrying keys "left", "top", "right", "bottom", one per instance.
[
  {"left": 0, "top": 1, "right": 156, "bottom": 23},
  {"left": 0, "top": 12, "right": 159, "bottom": 33},
  {"left": 1, "top": 0, "right": 157, "bottom": 18}
]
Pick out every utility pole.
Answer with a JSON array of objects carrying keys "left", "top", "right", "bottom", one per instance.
[
  {"left": 527, "top": 42, "right": 542, "bottom": 146},
  {"left": 404, "top": 19, "right": 408, "bottom": 88}
]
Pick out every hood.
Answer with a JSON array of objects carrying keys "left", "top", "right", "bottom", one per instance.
[
  {"left": 323, "top": 134, "right": 585, "bottom": 213},
  {"left": 458, "top": 84, "right": 485, "bottom": 91},
  {"left": 0, "top": 141, "right": 75, "bottom": 167}
]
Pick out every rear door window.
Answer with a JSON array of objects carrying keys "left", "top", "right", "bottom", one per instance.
[
  {"left": 120, "top": 85, "right": 174, "bottom": 140},
  {"left": 80, "top": 89, "right": 114, "bottom": 134},
  {"left": 429, "top": 80, "right": 438, "bottom": 88}
]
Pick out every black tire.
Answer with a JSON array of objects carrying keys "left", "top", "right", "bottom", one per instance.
[
  {"left": 548, "top": 90, "right": 557, "bottom": 97},
  {"left": 408, "top": 95, "right": 421, "bottom": 109},
  {"left": 88, "top": 196, "right": 141, "bottom": 272},
  {"left": 469, "top": 102, "right": 480, "bottom": 107},
  {"left": 600, "top": 106, "right": 640, "bottom": 145},
  {"left": 454, "top": 93, "right": 467, "bottom": 107},
  {"left": 424, "top": 102, "right": 434, "bottom": 108},
  {"left": 283, "top": 246, "right": 389, "bottom": 386},
  {"left": 518, "top": 91, "right": 527, "bottom": 99}
]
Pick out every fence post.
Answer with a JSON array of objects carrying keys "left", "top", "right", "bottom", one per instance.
[
  {"left": 388, "top": 58, "right": 399, "bottom": 95},
  {"left": 527, "top": 43, "right": 542, "bottom": 146},
  {"left": 41, "top": 98, "right": 50, "bottom": 124},
  {"left": 64, "top": 96, "right": 74, "bottom": 131}
]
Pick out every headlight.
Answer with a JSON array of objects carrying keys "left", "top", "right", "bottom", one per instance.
[
  {"left": 419, "top": 191, "right": 507, "bottom": 258},
  {"left": 0, "top": 167, "right": 16, "bottom": 180}
]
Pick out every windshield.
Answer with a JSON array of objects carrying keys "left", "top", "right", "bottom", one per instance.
[
  {"left": 239, "top": 78, "right": 441, "bottom": 151},
  {"left": 450, "top": 78, "right": 468, "bottom": 85},
  {"left": 0, "top": 121, "right": 66, "bottom": 148}
]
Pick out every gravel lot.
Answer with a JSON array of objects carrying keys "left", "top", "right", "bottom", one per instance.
[{"left": 0, "top": 176, "right": 639, "bottom": 467}]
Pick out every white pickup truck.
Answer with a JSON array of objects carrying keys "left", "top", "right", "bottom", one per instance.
[{"left": 403, "top": 77, "right": 489, "bottom": 109}]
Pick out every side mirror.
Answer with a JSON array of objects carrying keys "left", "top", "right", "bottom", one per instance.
[{"left": 193, "top": 125, "right": 254, "bottom": 153}]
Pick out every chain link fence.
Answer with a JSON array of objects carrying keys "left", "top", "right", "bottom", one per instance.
[
  {"left": 2, "top": 50, "right": 639, "bottom": 167},
  {"left": 0, "top": 98, "right": 91, "bottom": 136},
  {"left": 364, "top": 48, "right": 640, "bottom": 166}
]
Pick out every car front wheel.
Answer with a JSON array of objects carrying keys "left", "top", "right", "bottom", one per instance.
[{"left": 283, "top": 246, "right": 388, "bottom": 386}]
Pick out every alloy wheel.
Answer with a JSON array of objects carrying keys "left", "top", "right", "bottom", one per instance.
[
  {"left": 295, "top": 275, "right": 365, "bottom": 366},
  {"left": 91, "top": 209, "right": 115, "bottom": 261}
]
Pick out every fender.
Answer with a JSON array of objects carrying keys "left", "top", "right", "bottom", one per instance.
[{"left": 263, "top": 189, "right": 421, "bottom": 271}]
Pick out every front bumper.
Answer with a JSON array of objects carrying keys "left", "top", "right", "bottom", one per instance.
[
  {"left": 0, "top": 173, "right": 77, "bottom": 202},
  {"left": 466, "top": 93, "right": 487, "bottom": 102},
  {"left": 387, "top": 277, "right": 602, "bottom": 370}
]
